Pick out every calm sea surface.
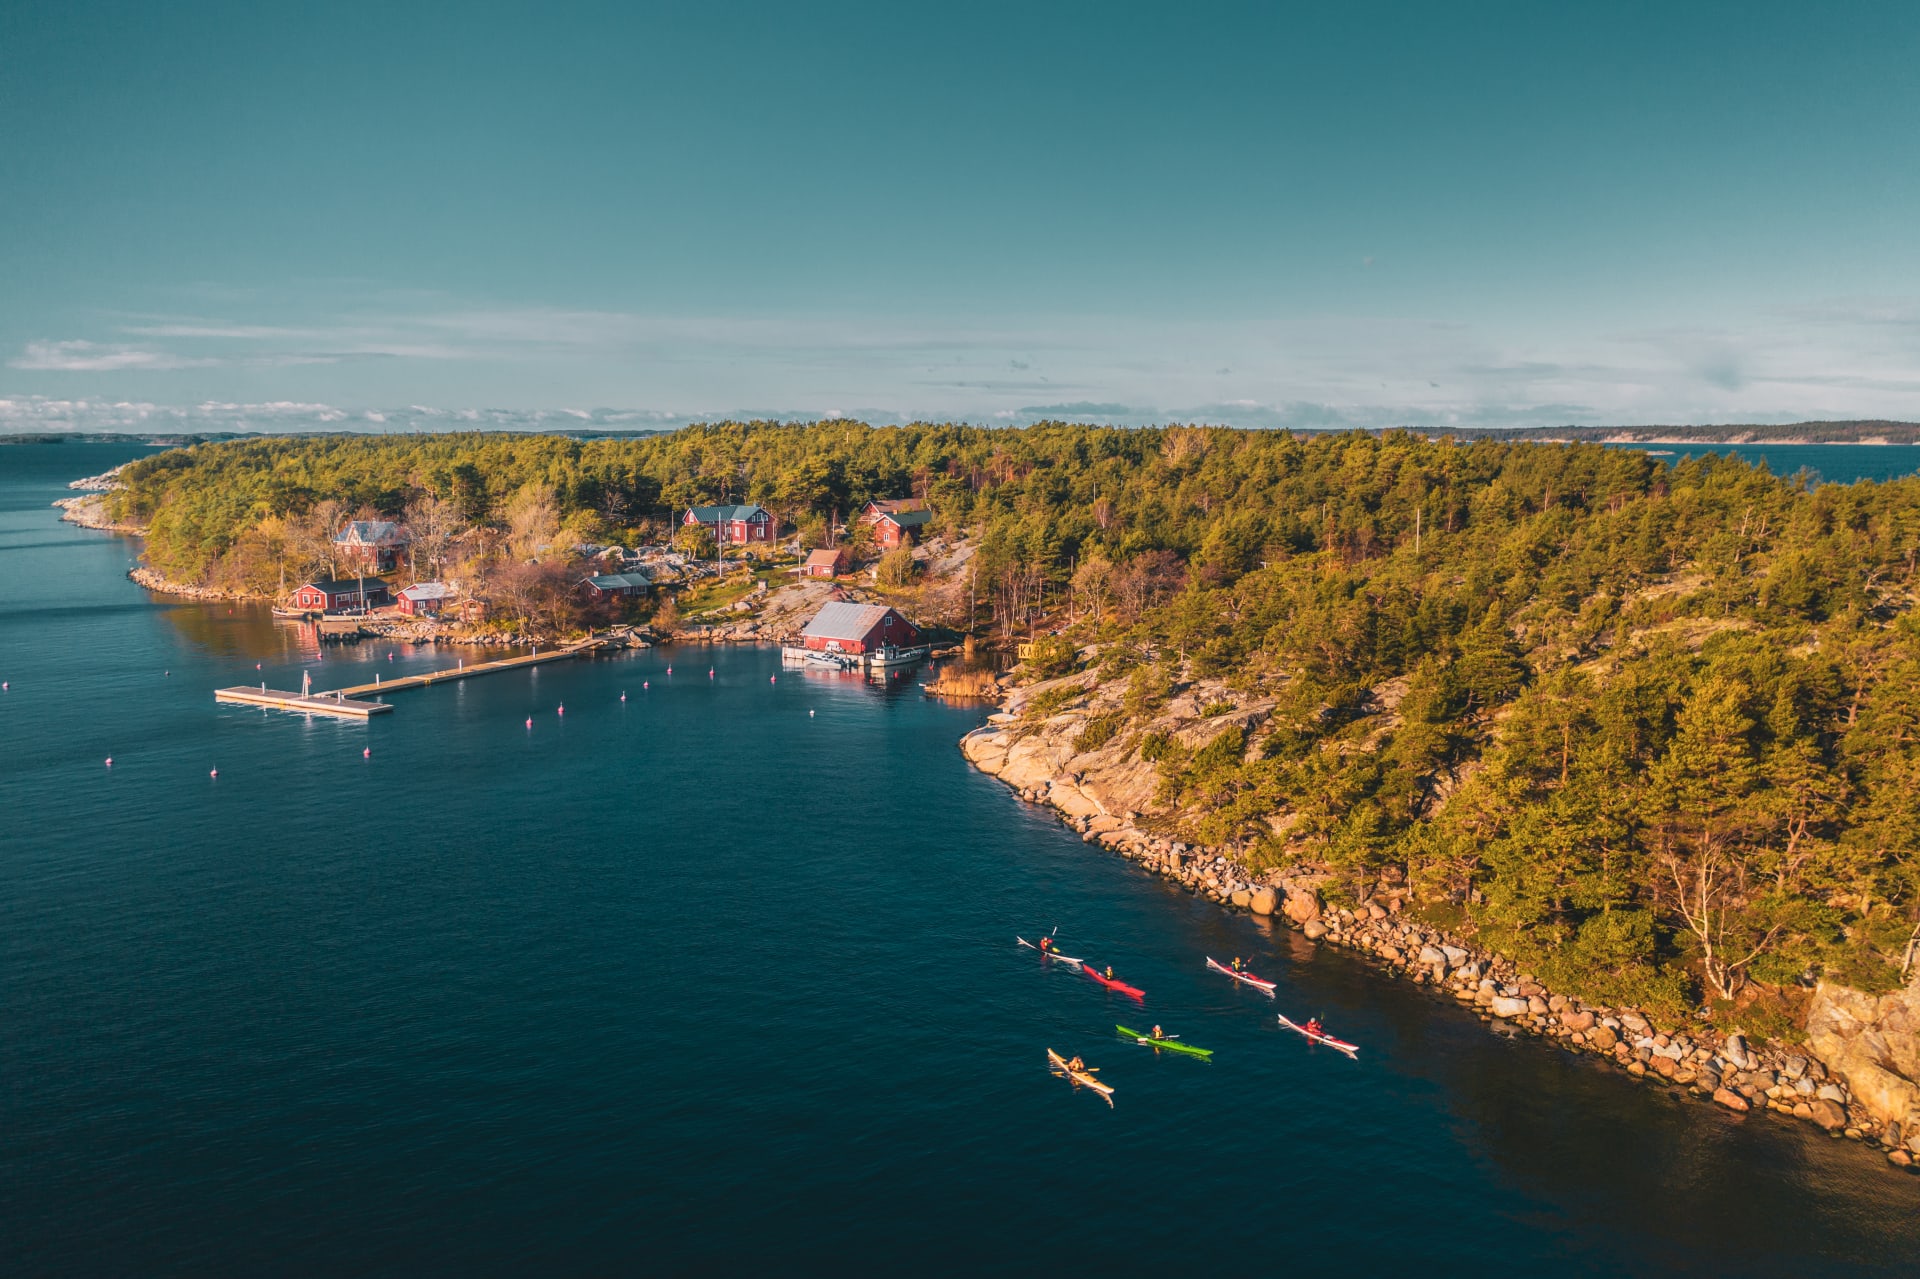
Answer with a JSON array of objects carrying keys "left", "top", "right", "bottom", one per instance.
[{"left": 5, "top": 441, "right": 1920, "bottom": 1276}]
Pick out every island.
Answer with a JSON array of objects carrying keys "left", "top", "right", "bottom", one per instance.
[{"left": 78, "top": 419, "right": 1920, "bottom": 1168}]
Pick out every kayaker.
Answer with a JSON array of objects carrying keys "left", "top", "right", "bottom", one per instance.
[
  {"left": 1306, "top": 1017, "right": 1324, "bottom": 1037},
  {"left": 1104, "top": 965, "right": 1115, "bottom": 981},
  {"left": 1232, "top": 956, "right": 1244, "bottom": 972},
  {"left": 1151, "top": 1024, "right": 1164, "bottom": 1040},
  {"left": 1067, "top": 1055, "right": 1086, "bottom": 1072},
  {"left": 1038, "top": 935, "right": 1052, "bottom": 953}
]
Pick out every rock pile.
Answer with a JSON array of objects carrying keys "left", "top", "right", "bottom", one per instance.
[{"left": 963, "top": 717, "right": 1920, "bottom": 1172}]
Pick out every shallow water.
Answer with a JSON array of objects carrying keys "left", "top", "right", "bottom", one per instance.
[{"left": 4, "top": 442, "right": 1919, "bottom": 1275}]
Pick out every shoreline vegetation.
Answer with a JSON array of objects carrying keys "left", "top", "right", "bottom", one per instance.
[{"left": 62, "top": 419, "right": 1920, "bottom": 1169}]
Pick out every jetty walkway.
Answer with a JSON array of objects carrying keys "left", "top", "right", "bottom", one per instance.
[{"left": 215, "top": 636, "right": 613, "bottom": 719}]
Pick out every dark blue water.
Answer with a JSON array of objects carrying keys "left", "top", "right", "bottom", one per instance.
[
  {"left": 5, "top": 442, "right": 1920, "bottom": 1276},
  {"left": 1605, "top": 441, "right": 1920, "bottom": 485}
]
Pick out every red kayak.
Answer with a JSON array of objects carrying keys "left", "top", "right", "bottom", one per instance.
[{"left": 1084, "top": 966, "right": 1145, "bottom": 999}]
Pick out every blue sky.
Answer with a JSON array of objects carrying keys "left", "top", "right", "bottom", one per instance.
[{"left": 4, "top": 0, "right": 1919, "bottom": 432}]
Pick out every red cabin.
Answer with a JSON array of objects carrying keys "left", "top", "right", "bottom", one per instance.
[
  {"left": 858, "top": 499, "right": 932, "bottom": 550},
  {"left": 683, "top": 503, "right": 776, "bottom": 545},
  {"left": 289, "top": 578, "right": 392, "bottom": 612},
  {"left": 800, "top": 602, "right": 922, "bottom": 654},
  {"left": 800, "top": 547, "right": 850, "bottom": 578}
]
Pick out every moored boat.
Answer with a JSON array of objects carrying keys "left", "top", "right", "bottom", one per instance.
[{"left": 1206, "top": 956, "right": 1277, "bottom": 995}]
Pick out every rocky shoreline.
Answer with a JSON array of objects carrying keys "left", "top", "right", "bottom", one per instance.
[{"left": 959, "top": 682, "right": 1920, "bottom": 1173}]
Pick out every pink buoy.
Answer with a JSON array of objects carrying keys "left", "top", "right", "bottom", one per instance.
[
  {"left": 210, "top": 768, "right": 218, "bottom": 778},
  {"left": 643, "top": 680, "right": 649, "bottom": 689},
  {"left": 525, "top": 717, "right": 533, "bottom": 729},
  {"left": 255, "top": 663, "right": 262, "bottom": 670},
  {"left": 708, "top": 669, "right": 715, "bottom": 679},
  {"left": 770, "top": 674, "right": 777, "bottom": 683},
  {"left": 620, "top": 692, "right": 627, "bottom": 702},
  {"left": 557, "top": 704, "right": 564, "bottom": 715},
  {"left": 363, "top": 747, "right": 371, "bottom": 758},
  {"left": 105, "top": 757, "right": 113, "bottom": 766}
]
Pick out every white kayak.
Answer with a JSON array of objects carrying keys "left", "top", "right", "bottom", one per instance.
[
  {"left": 1278, "top": 1014, "right": 1359, "bottom": 1056},
  {"left": 1206, "top": 956, "right": 1277, "bottom": 995},
  {"left": 1017, "top": 937, "right": 1084, "bottom": 967}
]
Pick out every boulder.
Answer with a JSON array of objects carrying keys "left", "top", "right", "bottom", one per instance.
[
  {"left": 1561, "top": 1010, "right": 1596, "bottom": 1032},
  {"left": 1712, "top": 1087, "right": 1751, "bottom": 1113},
  {"left": 1808, "top": 1098, "right": 1849, "bottom": 1131},
  {"left": 1230, "top": 888, "right": 1252, "bottom": 909},
  {"left": 1490, "top": 995, "right": 1532, "bottom": 1019},
  {"left": 1282, "top": 887, "right": 1323, "bottom": 925},
  {"left": 1302, "top": 920, "right": 1328, "bottom": 940},
  {"left": 1441, "top": 945, "right": 1469, "bottom": 967},
  {"left": 1588, "top": 1025, "right": 1619, "bottom": 1051},
  {"left": 1818, "top": 1083, "right": 1847, "bottom": 1104},
  {"left": 1418, "top": 945, "right": 1449, "bottom": 968},
  {"left": 1248, "top": 887, "right": 1278, "bottom": 916}
]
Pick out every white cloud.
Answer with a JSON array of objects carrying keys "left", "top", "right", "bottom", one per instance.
[{"left": 10, "top": 340, "right": 219, "bottom": 372}]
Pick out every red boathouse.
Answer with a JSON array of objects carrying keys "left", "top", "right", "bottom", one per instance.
[{"left": 799, "top": 602, "right": 922, "bottom": 654}]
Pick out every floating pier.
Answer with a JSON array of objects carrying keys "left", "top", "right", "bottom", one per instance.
[
  {"left": 329, "top": 639, "right": 607, "bottom": 697},
  {"left": 214, "top": 637, "right": 612, "bottom": 719},
  {"left": 214, "top": 687, "right": 393, "bottom": 719}
]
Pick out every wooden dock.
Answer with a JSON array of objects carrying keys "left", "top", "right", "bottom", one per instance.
[
  {"left": 215, "top": 638, "right": 612, "bottom": 719},
  {"left": 329, "top": 638, "right": 607, "bottom": 698},
  {"left": 214, "top": 687, "right": 393, "bottom": 719}
]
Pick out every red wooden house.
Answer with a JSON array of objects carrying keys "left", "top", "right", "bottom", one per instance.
[
  {"left": 800, "top": 547, "right": 850, "bottom": 578},
  {"left": 396, "top": 582, "right": 453, "bottom": 615},
  {"left": 289, "top": 578, "right": 392, "bottom": 612},
  {"left": 800, "top": 602, "right": 922, "bottom": 654},
  {"left": 580, "top": 573, "right": 652, "bottom": 599},
  {"left": 858, "top": 499, "right": 932, "bottom": 550},
  {"left": 683, "top": 503, "right": 776, "bottom": 546},
  {"left": 334, "top": 520, "right": 410, "bottom": 573}
]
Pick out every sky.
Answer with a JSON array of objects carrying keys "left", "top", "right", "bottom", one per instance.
[{"left": 3, "top": 0, "right": 1919, "bottom": 433}]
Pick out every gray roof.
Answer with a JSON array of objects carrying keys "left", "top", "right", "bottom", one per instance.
[
  {"left": 686, "top": 504, "right": 768, "bottom": 523},
  {"left": 585, "top": 573, "right": 651, "bottom": 590},
  {"left": 399, "top": 582, "right": 453, "bottom": 601},
  {"left": 335, "top": 519, "right": 405, "bottom": 545},
  {"left": 801, "top": 601, "right": 896, "bottom": 640},
  {"left": 303, "top": 577, "right": 389, "bottom": 594}
]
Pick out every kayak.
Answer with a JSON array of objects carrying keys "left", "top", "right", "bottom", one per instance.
[
  {"left": 1206, "top": 956, "right": 1277, "bottom": 995},
  {"left": 1278, "top": 1014, "right": 1360, "bottom": 1056},
  {"left": 1048, "top": 1048, "right": 1114, "bottom": 1105},
  {"left": 1116, "top": 1024, "right": 1212, "bottom": 1058},
  {"left": 1016, "top": 936, "right": 1084, "bottom": 967},
  {"left": 1083, "top": 966, "right": 1146, "bottom": 998}
]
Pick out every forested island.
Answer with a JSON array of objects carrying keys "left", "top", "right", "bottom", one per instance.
[{"left": 101, "top": 421, "right": 1920, "bottom": 1144}]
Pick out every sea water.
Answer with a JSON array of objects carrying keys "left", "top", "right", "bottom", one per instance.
[{"left": 4, "top": 441, "right": 1919, "bottom": 1275}]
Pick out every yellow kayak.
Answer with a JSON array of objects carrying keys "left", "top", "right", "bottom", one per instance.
[{"left": 1047, "top": 1048, "right": 1114, "bottom": 1106}]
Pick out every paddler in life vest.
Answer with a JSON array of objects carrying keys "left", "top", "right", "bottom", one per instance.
[
  {"left": 1067, "top": 1055, "right": 1086, "bottom": 1072},
  {"left": 1104, "top": 966, "right": 1115, "bottom": 981},
  {"left": 1151, "top": 1024, "right": 1164, "bottom": 1041},
  {"left": 1038, "top": 935, "right": 1053, "bottom": 953},
  {"left": 1231, "top": 956, "right": 1244, "bottom": 972},
  {"left": 1306, "top": 1017, "right": 1324, "bottom": 1037}
]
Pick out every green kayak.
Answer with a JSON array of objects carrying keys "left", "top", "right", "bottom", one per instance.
[{"left": 1116, "top": 1024, "right": 1213, "bottom": 1058}]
